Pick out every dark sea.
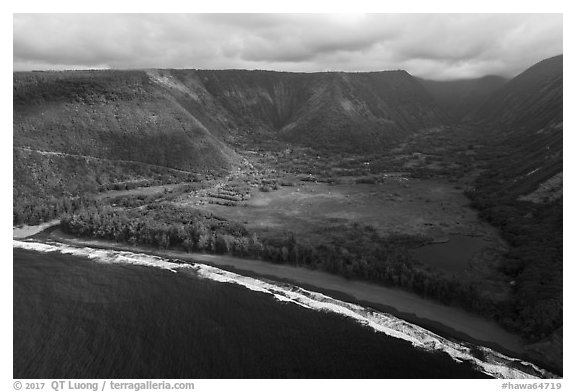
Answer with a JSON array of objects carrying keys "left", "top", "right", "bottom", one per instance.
[{"left": 12, "top": 245, "right": 505, "bottom": 379}]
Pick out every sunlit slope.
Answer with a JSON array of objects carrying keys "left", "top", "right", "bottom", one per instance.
[{"left": 14, "top": 70, "right": 237, "bottom": 172}]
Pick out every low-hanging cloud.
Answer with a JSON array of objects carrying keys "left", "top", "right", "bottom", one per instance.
[{"left": 13, "top": 13, "right": 562, "bottom": 80}]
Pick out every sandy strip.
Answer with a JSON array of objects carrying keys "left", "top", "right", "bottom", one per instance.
[
  {"left": 181, "top": 252, "right": 526, "bottom": 354},
  {"left": 46, "top": 230, "right": 526, "bottom": 356},
  {"left": 13, "top": 220, "right": 61, "bottom": 239}
]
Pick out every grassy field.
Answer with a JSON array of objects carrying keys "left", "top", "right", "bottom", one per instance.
[
  {"left": 174, "top": 173, "right": 509, "bottom": 297},
  {"left": 188, "top": 178, "right": 501, "bottom": 242}
]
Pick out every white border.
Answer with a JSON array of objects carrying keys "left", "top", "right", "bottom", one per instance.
[{"left": 4, "top": 2, "right": 572, "bottom": 391}]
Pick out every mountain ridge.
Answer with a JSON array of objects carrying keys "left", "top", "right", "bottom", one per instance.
[{"left": 471, "top": 55, "right": 562, "bottom": 133}]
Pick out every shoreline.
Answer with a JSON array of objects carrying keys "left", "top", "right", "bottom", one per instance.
[
  {"left": 16, "top": 224, "right": 560, "bottom": 375},
  {"left": 45, "top": 230, "right": 524, "bottom": 352}
]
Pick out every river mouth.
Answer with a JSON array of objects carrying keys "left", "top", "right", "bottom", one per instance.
[{"left": 411, "top": 235, "right": 489, "bottom": 274}]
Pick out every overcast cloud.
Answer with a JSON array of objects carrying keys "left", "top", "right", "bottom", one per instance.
[{"left": 13, "top": 13, "right": 562, "bottom": 80}]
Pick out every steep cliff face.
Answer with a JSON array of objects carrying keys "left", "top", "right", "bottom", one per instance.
[
  {"left": 14, "top": 70, "right": 237, "bottom": 173},
  {"left": 14, "top": 68, "right": 449, "bottom": 169},
  {"left": 13, "top": 70, "right": 240, "bottom": 212},
  {"left": 471, "top": 55, "right": 563, "bottom": 201},
  {"left": 278, "top": 71, "right": 448, "bottom": 151},
  {"left": 13, "top": 67, "right": 449, "bottom": 204},
  {"left": 13, "top": 59, "right": 562, "bottom": 193},
  {"left": 472, "top": 55, "right": 562, "bottom": 136},
  {"left": 186, "top": 69, "right": 448, "bottom": 151}
]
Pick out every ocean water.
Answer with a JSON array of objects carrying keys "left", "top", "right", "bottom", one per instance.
[{"left": 13, "top": 240, "right": 552, "bottom": 379}]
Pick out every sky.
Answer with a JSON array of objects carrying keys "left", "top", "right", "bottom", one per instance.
[{"left": 13, "top": 13, "right": 562, "bottom": 80}]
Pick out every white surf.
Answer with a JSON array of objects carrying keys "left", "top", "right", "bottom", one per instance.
[{"left": 14, "top": 239, "right": 557, "bottom": 379}]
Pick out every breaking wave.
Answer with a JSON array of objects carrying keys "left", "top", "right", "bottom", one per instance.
[{"left": 14, "top": 239, "right": 557, "bottom": 379}]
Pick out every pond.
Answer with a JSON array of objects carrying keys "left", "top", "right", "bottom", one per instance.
[{"left": 412, "top": 235, "right": 488, "bottom": 274}]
